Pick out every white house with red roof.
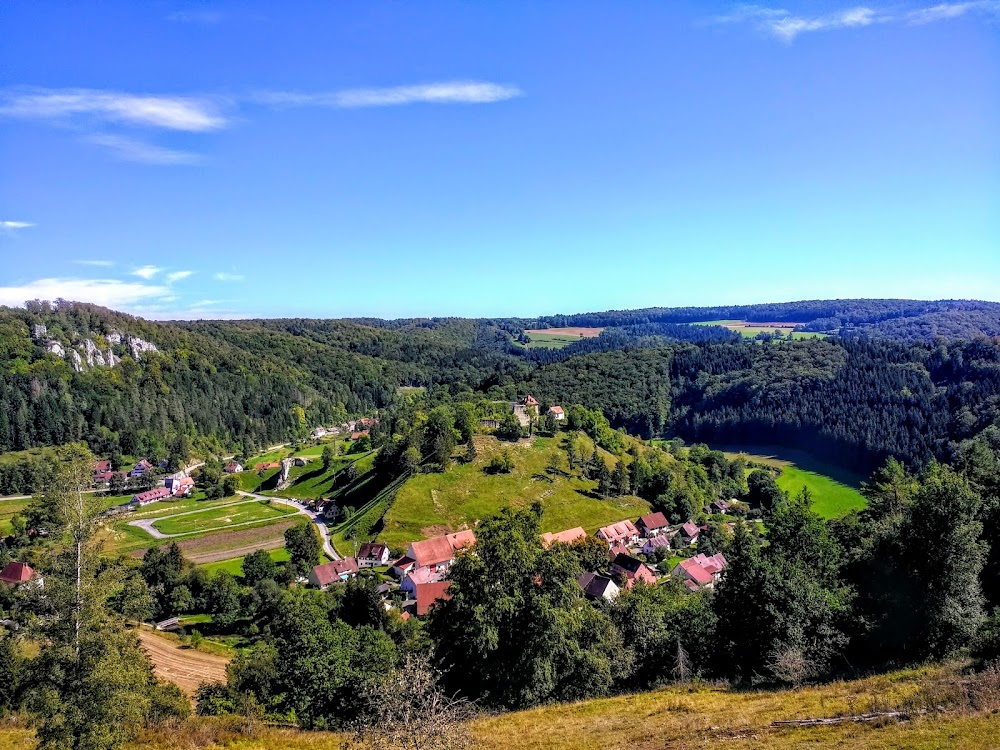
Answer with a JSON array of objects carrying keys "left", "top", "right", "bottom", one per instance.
[
  {"left": 132, "top": 487, "right": 171, "bottom": 506},
  {"left": 406, "top": 530, "right": 476, "bottom": 574},
  {"left": 309, "top": 558, "right": 360, "bottom": 588},
  {"left": 129, "top": 459, "right": 154, "bottom": 477},
  {"left": 165, "top": 475, "right": 195, "bottom": 497},
  {"left": 610, "top": 553, "right": 658, "bottom": 588},
  {"left": 678, "top": 522, "right": 700, "bottom": 546},
  {"left": 548, "top": 405, "right": 565, "bottom": 421},
  {"left": 223, "top": 462, "right": 244, "bottom": 474},
  {"left": 637, "top": 512, "right": 670, "bottom": 538},
  {"left": 357, "top": 542, "right": 391, "bottom": 568},
  {"left": 672, "top": 553, "right": 728, "bottom": 592},
  {"left": 596, "top": 519, "right": 639, "bottom": 547}
]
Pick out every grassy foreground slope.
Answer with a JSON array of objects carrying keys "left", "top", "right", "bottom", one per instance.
[
  {"left": 3, "top": 663, "right": 994, "bottom": 749},
  {"left": 380, "top": 434, "right": 650, "bottom": 551}
]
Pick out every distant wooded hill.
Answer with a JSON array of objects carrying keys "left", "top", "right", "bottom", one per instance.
[{"left": 1, "top": 298, "right": 999, "bottom": 475}]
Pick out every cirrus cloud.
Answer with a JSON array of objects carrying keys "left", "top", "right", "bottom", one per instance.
[{"left": 254, "top": 81, "right": 523, "bottom": 109}]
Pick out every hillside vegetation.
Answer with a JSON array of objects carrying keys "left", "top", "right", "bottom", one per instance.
[{"left": 380, "top": 434, "right": 650, "bottom": 550}]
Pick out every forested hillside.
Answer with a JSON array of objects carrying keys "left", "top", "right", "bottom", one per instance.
[{"left": 2, "top": 299, "right": 1000, "bottom": 479}]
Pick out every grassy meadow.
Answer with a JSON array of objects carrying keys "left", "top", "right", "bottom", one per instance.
[
  {"left": 717, "top": 445, "right": 867, "bottom": 518},
  {"left": 380, "top": 434, "right": 649, "bottom": 552},
  {"left": 523, "top": 327, "right": 604, "bottom": 349},
  {"left": 151, "top": 500, "right": 297, "bottom": 536},
  {"left": 693, "top": 319, "right": 826, "bottom": 340},
  {"left": 197, "top": 547, "right": 291, "bottom": 577}
]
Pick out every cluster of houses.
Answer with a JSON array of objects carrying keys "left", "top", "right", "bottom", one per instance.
[
  {"left": 306, "top": 508, "right": 730, "bottom": 619},
  {"left": 89, "top": 458, "right": 197, "bottom": 507},
  {"left": 311, "top": 417, "right": 379, "bottom": 441}
]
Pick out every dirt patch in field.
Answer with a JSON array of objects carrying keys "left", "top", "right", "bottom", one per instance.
[
  {"left": 137, "top": 629, "right": 229, "bottom": 697},
  {"left": 525, "top": 327, "right": 604, "bottom": 337},
  {"left": 129, "top": 519, "right": 295, "bottom": 560}
]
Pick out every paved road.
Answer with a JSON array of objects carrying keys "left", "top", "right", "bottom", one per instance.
[{"left": 237, "top": 490, "right": 340, "bottom": 560}]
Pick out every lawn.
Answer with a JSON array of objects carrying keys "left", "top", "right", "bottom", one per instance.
[
  {"left": 717, "top": 444, "right": 867, "bottom": 519},
  {"left": 380, "top": 435, "right": 649, "bottom": 552},
  {"left": 150, "top": 499, "right": 297, "bottom": 536},
  {"left": 197, "top": 547, "right": 290, "bottom": 577}
]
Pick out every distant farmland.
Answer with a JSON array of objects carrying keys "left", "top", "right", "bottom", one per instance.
[
  {"left": 523, "top": 327, "right": 604, "bottom": 349},
  {"left": 694, "top": 319, "right": 826, "bottom": 340}
]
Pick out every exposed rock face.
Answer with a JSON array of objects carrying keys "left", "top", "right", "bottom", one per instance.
[
  {"left": 128, "top": 336, "right": 159, "bottom": 361},
  {"left": 70, "top": 350, "right": 83, "bottom": 372},
  {"left": 32, "top": 324, "right": 48, "bottom": 340},
  {"left": 84, "top": 339, "right": 106, "bottom": 368},
  {"left": 106, "top": 332, "right": 123, "bottom": 345},
  {"left": 45, "top": 340, "right": 65, "bottom": 357},
  {"left": 278, "top": 458, "right": 294, "bottom": 490}
]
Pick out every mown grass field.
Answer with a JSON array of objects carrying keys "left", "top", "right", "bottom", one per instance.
[
  {"left": 380, "top": 434, "right": 649, "bottom": 552},
  {"left": 0, "top": 497, "right": 27, "bottom": 535},
  {"left": 150, "top": 500, "right": 297, "bottom": 536},
  {"left": 717, "top": 445, "right": 867, "bottom": 519},
  {"left": 197, "top": 547, "right": 291, "bottom": 577}
]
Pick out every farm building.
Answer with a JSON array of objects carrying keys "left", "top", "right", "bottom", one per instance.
[
  {"left": 132, "top": 487, "right": 171, "bottom": 506},
  {"left": 406, "top": 530, "right": 476, "bottom": 574},
  {"left": 577, "top": 572, "right": 619, "bottom": 602},
  {"left": 129, "top": 459, "right": 154, "bottom": 477}
]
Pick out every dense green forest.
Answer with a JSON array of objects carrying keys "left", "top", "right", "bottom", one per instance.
[{"left": 1, "top": 299, "right": 999, "bottom": 489}]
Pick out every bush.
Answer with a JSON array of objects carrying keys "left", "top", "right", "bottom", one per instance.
[{"left": 485, "top": 450, "right": 515, "bottom": 475}]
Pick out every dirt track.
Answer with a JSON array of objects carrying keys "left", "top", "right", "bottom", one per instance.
[{"left": 138, "top": 629, "right": 229, "bottom": 696}]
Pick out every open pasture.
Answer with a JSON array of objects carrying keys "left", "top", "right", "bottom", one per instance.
[{"left": 524, "top": 327, "right": 604, "bottom": 349}]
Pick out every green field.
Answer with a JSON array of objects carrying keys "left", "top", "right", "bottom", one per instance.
[
  {"left": 693, "top": 319, "right": 826, "bottom": 340},
  {"left": 0, "top": 498, "right": 28, "bottom": 535},
  {"left": 262, "top": 451, "right": 376, "bottom": 500},
  {"left": 197, "top": 547, "right": 291, "bottom": 577},
  {"left": 717, "top": 444, "right": 867, "bottom": 519},
  {"left": 381, "top": 435, "right": 650, "bottom": 552},
  {"left": 150, "top": 499, "right": 296, "bottom": 536},
  {"left": 524, "top": 332, "right": 586, "bottom": 349}
]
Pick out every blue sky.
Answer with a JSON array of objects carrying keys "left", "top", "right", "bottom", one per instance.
[{"left": 1, "top": 1, "right": 998, "bottom": 319}]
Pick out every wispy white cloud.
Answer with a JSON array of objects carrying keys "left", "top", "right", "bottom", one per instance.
[
  {"left": 132, "top": 265, "right": 163, "bottom": 280},
  {"left": 214, "top": 272, "right": 245, "bottom": 282},
  {"left": 0, "top": 87, "right": 228, "bottom": 131},
  {"left": 0, "top": 278, "right": 170, "bottom": 308},
  {"left": 86, "top": 134, "right": 202, "bottom": 165},
  {"left": 166, "top": 9, "right": 224, "bottom": 24},
  {"left": 255, "top": 81, "right": 523, "bottom": 109},
  {"left": 712, "top": 1, "right": 1000, "bottom": 40},
  {"left": 166, "top": 270, "right": 194, "bottom": 282},
  {"left": 75, "top": 259, "right": 115, "bottom": 267},
  {"left": 0, "top": 220, "right": 34, "bottom": 231}
]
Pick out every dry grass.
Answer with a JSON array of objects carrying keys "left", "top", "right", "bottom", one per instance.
[{"left": 4, "top": 664, "right": 1000, "bottom": 749}]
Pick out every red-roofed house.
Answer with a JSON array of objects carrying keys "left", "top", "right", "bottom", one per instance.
[
  {"left": 596, "top": 520, "right": 639, "bottom": 547},
  {"left": 609, "top": 542, "right": 630, "bottom": 560},
  {"left": 358, "top": 542, "right": 391, "bottom": 568},
  {"left": 223, "top": 462, "right": 244, "bottom": 474},
  {"left": 132, "top": 487, "right": 171, "bottom": 506},
  {"left": 610, "top": 553, "right": 658, "bottom": 588},
  {"left": 0, "top": 561, "right": 42, "bottom": 588},
  {"left": 548, "top": 405, "right": 565, "bottom": 421},
  {"left": 407, "top": 530, "right": 476, "bottom": 573},
  {"left": 637, "top": 512, "right": 670, "bottom": 537},
  {"left": 391, "top": 555, "right": 417, "bottom": 578},
  {"left": 672, "top": 553, "right": 728, "bottom": 592},
  {"left": 350, "top": 430, "right": 370, "bottom": 441},
  {"left": 129, "top": 459, "right": 154, "bottom": 477},
  {"left": 678, "top": 522, "right": 700, "bottom": 545},
  {"left": 309, "top": 558, "right": 360, "bottom": 588},
  {"left": 522, "top": 395, "right": 539, "bottom": 407},
  {"left": 415, "top": 581, "right": 452, "bottom": 616},
  {"left": 642, "top": 534, "right": 674, "bottom": 555},
  {"left": 93, "top": 459, "right": 111, "bottom": 473},
  {"left": 540, "top": 527, "right": 587, "bottom": 548},
  {"left": 400, "top": 566, "right": 445, "bottom": 596}
]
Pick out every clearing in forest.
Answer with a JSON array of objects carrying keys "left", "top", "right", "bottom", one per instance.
[
  {"left": 523, "top": 327, "right": 604, "bottom": 349},
  {"left": 717, "top": 444, "right": 867, "bottom": 518}
]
